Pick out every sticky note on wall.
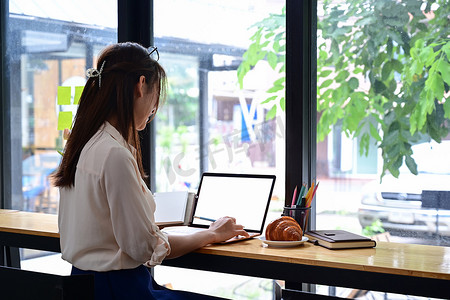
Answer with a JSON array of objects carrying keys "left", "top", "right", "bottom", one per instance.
[
  {"left": 57, "top": 86, "right": 71, "bottom": 105},
  {"left": 74, "top": 86, "right": 83, "bottom": 104},
  {"left": 58, "top": 111, "right": 73, "bottom": 130}
]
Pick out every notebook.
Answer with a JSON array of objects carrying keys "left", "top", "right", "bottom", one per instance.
[
  {"left": 154, "top": 192, "right": 196, "bottom": 226},
  {"left": 154, "top": 191, "right": 189, "bottom": 226},
  {"left": 163, "top": 172, "right": 276, "bottom": 243},
  {"left": 304, "top": 230, "right": 376, "bottom": 249}
]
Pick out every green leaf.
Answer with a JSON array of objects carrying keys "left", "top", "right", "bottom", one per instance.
[
  {"left": 405, "top": 155, "right": 418, "bottom": 175},
  {"left": 438, "top": 60, "right": 450, "bottom": 85},
  {"left": 413, "top": 59, "right": 424, "bottom": 75},
  {"left": 369, "top": 123, "right": 382, "bottom": 142},
  {"left": 419, "top": 47, "right": 433, "bottom": 65},
  {"left": 391, "top": 59, "right": 403, "bottom": 73},
  {"left": 335, "top": 70, "right": 350, "bottom": 82},
  {"left": 267, "top": 52, "right": 278, "bottom": 69},
  {"left": 320, "top": 89, "right": 333, "bottom": 100},
  {"left": 279, "top": 97, "right": 285, "bottom": 111},
  {"left": 237, "top": 63, "right": 250, "bottom": 89},
  {"left": 414, "top": 39, "right": 424, "bottom": 50},
  {"left": 348, "top": 77, "right": 359, "bottom": 90},
  {"left": 387, "top": 29, "right": 403, "bottom": 46},
  {"left": 355, "top": 16, "right": 375, "bottom": 26},
  {"left": 373, "top": 80, "right": 387, "bottom": 93},
  {"left": 428, "top": 73, "right": 445, "bottom": 101},
  {"left": 443, "top": 42, "right": 450, "bottom": 61},
  {"left": 265, "top": 105, "right": 277, "bottom": 120},
  {"left": 261, "top": 95, "right": 277, "bottom": 104},
  {"left": 319, "top": 79, "right": 333, "bottom": 89},
  {"left": 444, "top": 95, "right": 450, "bottom": 119},
  {"left": 273, "top": 77, "right": 285, "bottom": 86},
  {"left": 266, "top": 85, "right": 284, "bottom": 93},
  {"left": 318, "top": 49, "right": 328, "bottom": 61},
  {"left": 382, "top": 61, "right": 392, "bottom": 81},
  {"left": 319, "top": 70, "right": 333, "bottom": 78},
  {"left": 264, "top": 32, "right": 275, "bottom": 39},
  {"left": 374, "top": 52, "right": 388, "bottom": 67},
  {"left": 388, "top": 79, "right": 397, "bottom": 92},
  {"left": 388, "top": 162, "right": 401, "bottom": 178},
  {"left": 273, "top": 40, "right": 280, "bottom": 52},
  {"left": 387, "top": 38, "right": 393, "bottom": 57},
  {"left": 382, "top": 129, "right": 399, "bottom": 146}
]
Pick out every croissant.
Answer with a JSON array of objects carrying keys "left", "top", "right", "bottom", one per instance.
[{"left": 265, "top": 216, "right": 303, "bottom": 241}]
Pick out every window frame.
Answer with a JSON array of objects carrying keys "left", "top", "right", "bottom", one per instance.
[
  {"left": 1, "top": 0, "right": 11, "bottom": 210},
  {"left": 285, "top": 0, "right": 317, "bottom": 230}
]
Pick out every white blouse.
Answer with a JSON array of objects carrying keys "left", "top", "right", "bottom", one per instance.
[{"left": 58, "top": 122, "right": 171, "bottom": 271}]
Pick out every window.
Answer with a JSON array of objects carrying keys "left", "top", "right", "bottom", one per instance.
[
  {"left": 4, "top": 0, "right": 117, "bottom": 214},
  {"left": 3, "top": 0, "right": 117, "bottom": 265},
  {"left": 316, "top": 0, "right": 450, "bottom": 249},
  {"left": 153, "top": 1, "right": 285, "bottom": 205},
  {"left": 153, "top": 1, "right": 286, "bottom": 298}
]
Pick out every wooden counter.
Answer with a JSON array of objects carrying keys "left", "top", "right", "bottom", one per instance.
[
  {"left": 196, "top": 238, "right": 450, "bottom": 280},
  {"left": 1, "top": 210, "right": 449, "bottom": 298},
  {"left": 0, "top": 210, "right": 59, "bottom": 238}
]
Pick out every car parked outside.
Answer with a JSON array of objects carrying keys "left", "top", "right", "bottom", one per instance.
[{"left": 358, "top": 141, "right": 450, "bottom": 238}]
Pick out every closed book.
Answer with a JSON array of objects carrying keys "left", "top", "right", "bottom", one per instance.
[
  {"left": 154, "top": 191, "right": 189, "bottom": 226},
  {"left": 305, "top": 230, "right": 376, "bottom": 249}
]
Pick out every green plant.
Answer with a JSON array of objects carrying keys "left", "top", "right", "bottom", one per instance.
[
  {"left": 237, "top": 1, "right": 450, "bottom": 180},
  {"left": 237, "top": 6, "right": 286, "bottom": 121},
  {"left": 362, "top": 219, "right": 385, "bottom": 237}
]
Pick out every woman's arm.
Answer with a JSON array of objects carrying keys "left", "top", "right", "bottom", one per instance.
[{"left": 165, "top": 216, "right": 249, "bottom": 259}]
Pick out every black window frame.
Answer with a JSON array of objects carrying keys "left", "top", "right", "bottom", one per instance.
[{"left": 1, "top": 0, "right": 11, "bottom": 210}]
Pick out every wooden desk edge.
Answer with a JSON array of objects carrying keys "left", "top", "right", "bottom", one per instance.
[
  {"left": 195, "top": 241, "right": 450, "bottom": 281},
  {"left": 1, "top": 211, "right": 449, "bottom": 281},
  {"left": 0, "top": 227, "right": 60, "bottom": 238}
]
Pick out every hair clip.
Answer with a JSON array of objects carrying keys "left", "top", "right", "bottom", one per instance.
[
  {"left": 148, "top": 46, "right": 159, "bottom": 61},
  {"left": 86, "top": 60, "right": 106, "bottom": 88}
]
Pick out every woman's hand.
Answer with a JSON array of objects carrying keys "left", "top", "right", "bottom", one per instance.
[
  {"left": 208, "top": 216, "right": 249, "bottom": 244},
  {"left": 166, "top": 216, "right": 249, "bottom": 259}
]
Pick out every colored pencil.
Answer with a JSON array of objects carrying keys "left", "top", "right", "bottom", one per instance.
[
  {"left": 305, "top": 181, "right": 315, "bottom": 202},
  {"left": 296, "top": 183, "right": 306, "bottom": 206},
  {"left": 307, "top": 181, "right": 320, "bottom": 207},
  {"left": 291, "top": 185, "right": 298, "bottom": 207}
]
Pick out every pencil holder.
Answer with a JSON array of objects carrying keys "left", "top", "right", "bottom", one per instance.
[{"left": 282, "top": 206, "right": 310, "bottom": 234}]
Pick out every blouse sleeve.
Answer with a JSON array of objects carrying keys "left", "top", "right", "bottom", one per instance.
[{"left": 102, "top": 146, "right": 170, "bottom": 267}]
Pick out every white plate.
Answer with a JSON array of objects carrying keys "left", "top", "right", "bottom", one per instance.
[{"left": 259, "top": 236, "right": 308, "bottom": 248}]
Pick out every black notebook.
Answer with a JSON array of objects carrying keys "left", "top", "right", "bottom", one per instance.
[{"left": 305, "top": 230, "right": 376, "bottom": 250}]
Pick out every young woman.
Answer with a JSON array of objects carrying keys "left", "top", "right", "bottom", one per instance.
[{"left": 53, "top": 42, "right": 248, "bottom": 299}]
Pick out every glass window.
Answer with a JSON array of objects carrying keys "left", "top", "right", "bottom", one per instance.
[
  {"left": 6, "top": 0, "right": 117, "bottom": 214},
  {"left": 154, "top": 1, "right": 285, "bottom": 201},
  {"left": 5, "top": 0, "right": 117, "bottom": 266},
  {"left": 153, "top": 0, "right": 286, "bottom": 218},
  {"left": 153, "top": 1, "right": 285, "bottom": 298},
  {"left": 315, "top": 1, "right": 449, "bottom": 297},
  {"left": 316, "top": 0, "right": 449, "bottom": 246}
]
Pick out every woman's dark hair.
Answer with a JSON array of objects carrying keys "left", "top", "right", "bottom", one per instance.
[{"left": 53, "top": 42, "right": 167, "bottom": 187}]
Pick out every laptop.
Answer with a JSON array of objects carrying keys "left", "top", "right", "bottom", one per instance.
[{"left": 163, "top": 172, "right": 276, "bottom": 243}]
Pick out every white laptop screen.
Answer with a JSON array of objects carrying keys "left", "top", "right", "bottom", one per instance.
[{"left": 191, "top": 173, "right": 276, "bottom": 233}]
